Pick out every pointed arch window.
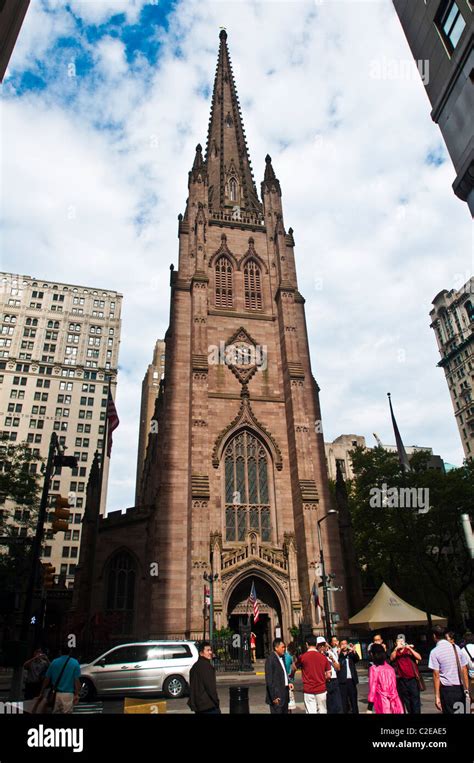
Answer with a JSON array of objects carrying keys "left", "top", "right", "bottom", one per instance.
[
  {"left": 105, "top": 550, "right": 136, "bottom": 635},
  {"left": 229, "top": 177, "right": 238, "bottom": 202},
  {"left": 215, "top": 256, "right": 233, "bottom": 308},
  {"left": 244, "top": 260, "right": 262, "bottom": 310},
  {"left": 224, "top": 431, "right": 271, "bottom": 542}
]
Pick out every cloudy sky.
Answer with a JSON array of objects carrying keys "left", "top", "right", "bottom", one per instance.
[{"left": 2, "top": 0, "right": 471, "bottom": 513}]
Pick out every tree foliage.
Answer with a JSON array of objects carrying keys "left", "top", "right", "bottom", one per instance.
[
  {"left": 346, "top": 446, "right": 474, "bottom": 628},
  {"left": 0, "top": 437, "right": 42, "bottom": 592}
]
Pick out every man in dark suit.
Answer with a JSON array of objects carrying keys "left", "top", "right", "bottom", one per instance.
[
  {"left": 265, "top": 638, "right": 293, "bottom": 714},
  {"left": 337, "top": 639, "right": 360, "bottom": 713},
  {"left": 188, "top": 641, "right": 220, "bottom": 714}
]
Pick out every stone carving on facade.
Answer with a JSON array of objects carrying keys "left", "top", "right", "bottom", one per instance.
[
  {"left": 237, "top": 237, "right": 268, "bottom": 273},
  {"left": 210, "top": 531, "right": 223, "bottom": 552},
  {"left": 212, "top": 394, "right": 283, "bottom": 470},
  {"left": 191, "top": 500, "right": 209, "bottom": 510},
  {"left": 220, "top": 533, "right": 288, "bottom": 586},
  {"left": 221, "top": 560, "right": 289, "bottom": 591},
  {"left": 223, "top": 326, "right": 261, "bottom": 385},
  {"left": 208, "top": 232, "right": 239, "bottom": 270}
]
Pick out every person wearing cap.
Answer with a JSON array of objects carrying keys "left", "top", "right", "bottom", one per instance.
[{"left": 295, "top": 635, "right": 332, "bottom": 713}]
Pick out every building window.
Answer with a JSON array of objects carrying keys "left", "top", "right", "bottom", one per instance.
[
  {"left": 435, "top": 1, "right": 466, "bottom": 53},
  {"left": 244, "top": 260, "right": 263, "bottom": 310},
  {"left": 224, "top": 431, "right": 271, "bottom": 542},
  {"left": 215, "top": 256, "right": 233, "bottom": 308},
  {"left": 105, "top": 551, "right": 136, "bottom": 635},
  {"left": 229, "top": 177, "right": 238, "bottom": 202}
]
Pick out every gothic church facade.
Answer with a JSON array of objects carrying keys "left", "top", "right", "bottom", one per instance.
[{"left": 73, "top": 30, "right": 348, "bottom": 648}]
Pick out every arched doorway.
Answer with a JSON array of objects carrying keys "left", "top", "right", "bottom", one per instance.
[{"left": 226, "top": 575, "right": 283, "bottom": 658}]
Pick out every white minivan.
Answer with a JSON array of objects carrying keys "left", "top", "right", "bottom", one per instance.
[{"left": 79, "top": 641, "right": 199, "bottom": 700}]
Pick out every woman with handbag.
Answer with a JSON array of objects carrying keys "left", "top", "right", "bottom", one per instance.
[{"left": 390, "top": 636, "right": 423, "bottom": 714}]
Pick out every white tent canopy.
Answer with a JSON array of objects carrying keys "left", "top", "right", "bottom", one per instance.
[{"left": 349, "top": 582, "right": 447, "bottom": 630}]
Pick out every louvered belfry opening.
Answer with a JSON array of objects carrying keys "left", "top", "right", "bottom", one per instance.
[
  {"left": 244, "top": 260, "right": 262, "bottom": 310},
  {"left": 215, "top": 255, "right": 233, "bottom": 308}
]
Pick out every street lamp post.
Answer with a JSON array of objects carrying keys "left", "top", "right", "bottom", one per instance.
[
  {"left": 203, "top": 572, "right": 218, "bottom": 645},
  {"left": 317, "top": 510, "right": 338, "bottom": 640}
]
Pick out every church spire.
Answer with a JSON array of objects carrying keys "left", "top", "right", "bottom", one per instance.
[{"left": 204, "top": 30, "right": 261, "bottom": 214}]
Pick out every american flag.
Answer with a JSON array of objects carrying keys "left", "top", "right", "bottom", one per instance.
[
  {"left": 249, "top": 580, "right": 259, "bottom": 623},
  {"left": 312, "top": 581, "right": 322, "bottom": 624},
  {"left": 106, "top": 390, "right": 120, "bottom": 457}
]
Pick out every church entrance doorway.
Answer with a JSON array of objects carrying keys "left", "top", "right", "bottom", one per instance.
[{"left": 227, "top": 575, "right": 283, "bottom": 658}]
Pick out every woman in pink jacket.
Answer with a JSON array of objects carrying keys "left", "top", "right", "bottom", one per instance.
[{"left": 367, "top": 644, "right": 404, "bottom": 714}]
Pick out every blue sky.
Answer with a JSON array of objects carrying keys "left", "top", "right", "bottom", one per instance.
[{"left": 1, "top": 0, "right": 471, "bottom": 512}]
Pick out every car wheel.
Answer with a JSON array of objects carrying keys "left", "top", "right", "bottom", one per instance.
[
  {"left": 163, "top": 675, "right": 186, "bottom": 699},
  {"left": 79, "top": 678, "right": 97, "bottom": 702}
]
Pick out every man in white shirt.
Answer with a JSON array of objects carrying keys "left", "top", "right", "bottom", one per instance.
[
  {"left": 265, "top": 639, "right": 293, "bottom": 714},
  {"left": 320, "top": 637, "right": 343, "bottom": 713},
  {"left": 337, "top": 639, "right": 360, "bottom": 713},
  {"left": 428, "top": 626, "right": 469, "bottom": 713}
]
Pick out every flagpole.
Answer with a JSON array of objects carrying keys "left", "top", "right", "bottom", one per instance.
[
  {"left": 309, "top": 579, "right": 322, "bottom": 629},
  {"left": 387, "top": 392, "right": 432, "bottom": 631},
  {"left": 246, "top": 580, "right": 251, "bottom": 626},
  {"left": 97, "top": 374, "right": 111, "bottom": 513}
]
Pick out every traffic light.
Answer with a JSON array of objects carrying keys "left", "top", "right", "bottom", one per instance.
[
  {"left": 51, "top": 495, "right": 71, "bottom": 533},
  {"left": 42, "top": 562, "right": 56, "bottom": 589}
]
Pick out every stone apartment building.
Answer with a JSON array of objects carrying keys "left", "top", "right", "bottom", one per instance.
[{"left": 0, "top": 272, "right": 121, "bottom": 588}]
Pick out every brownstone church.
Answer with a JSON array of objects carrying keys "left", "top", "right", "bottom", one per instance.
[{"left": 72, "top": 30, "right": 349, "bottom": 652}]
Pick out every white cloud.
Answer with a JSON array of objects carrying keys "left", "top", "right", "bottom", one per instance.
[
  {"left": 2, "top": 0, "right": 471, "bottom": 513},
  {"left": 95, "top": 36, "right": 128, "bottom": 77},
  {"left": 2, "top": 1, "right": 75, "bottom": 78},
  {"left": 54, "top": 0, "right": 149, "bottom": 24}
]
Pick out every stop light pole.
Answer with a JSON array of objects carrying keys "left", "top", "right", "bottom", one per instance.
[{"left": 9, "top": 432, "right": 77, "bottom": 700}]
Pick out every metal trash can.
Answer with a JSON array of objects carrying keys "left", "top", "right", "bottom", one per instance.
[{"left": 229, "top": 686, "right": 250, "bottom": 714}]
